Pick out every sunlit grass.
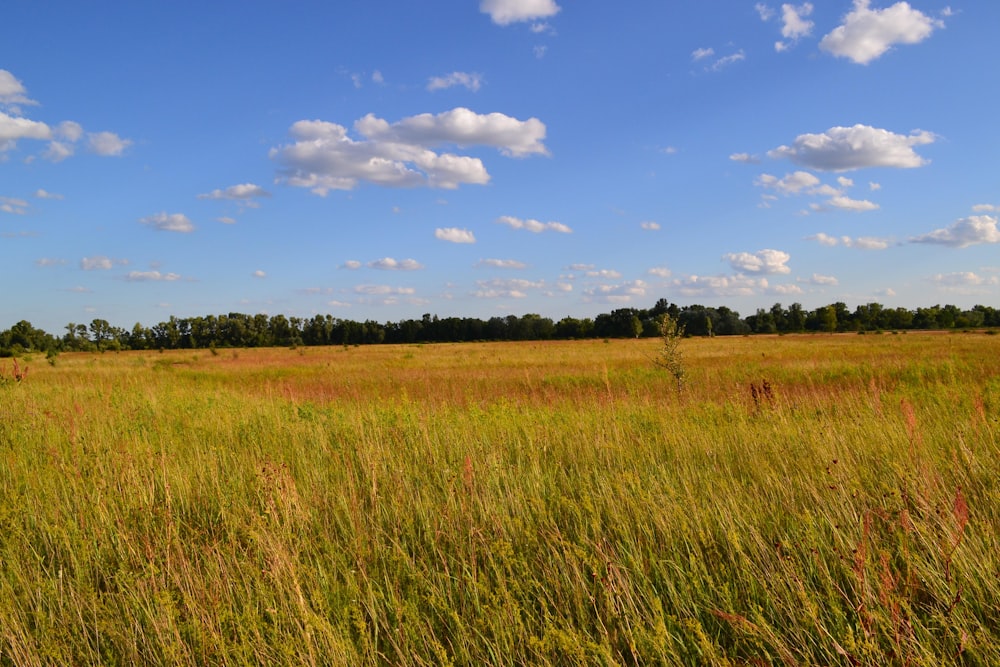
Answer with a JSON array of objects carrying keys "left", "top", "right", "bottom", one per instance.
[{"left": 1, "top": 333, "right": 998, "bottom": 664}]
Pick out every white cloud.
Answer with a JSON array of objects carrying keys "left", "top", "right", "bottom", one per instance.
[
  {"left": 197, "top": 183, "right": 270, "bottom": 201},
  {"left": 354, "top": 284, "right": 417, "bottom": 295},
  {"left": 869, "top": 181, "right": 882, "bottom": 191},
  {"left": 691, "top": 47, "right": 715, "bottom": 61},
  {"left": 139, "top": 212, "right": 195, "bottom": 233},
  {"left": 496, "top": 215, "right": 571, "bottom": 233},
  {"left": 35, "top": 257, "right": 67, "bottom": 267},
  {"left": 755, "top": 171, "right": 820, "bottom": 194},
  {"left": 756, "top": 3, "right": 776, "bottom": 21},
  {"left": 435, "top": 227, "right": 476, "bottom": 244},
  {"left": 356, "top": 107, "right": 548, "bottom": 158},
  {"left": 709, "top": 50, "right": 746, "bottom": 72},
  {"left": 672, "top": 274, "right": 768, "bottom": 297},
  {"left": 371, "top": 70, "right": 384, "bottom": 85},
  {"left": 0, "top": 196, "right": 28, "bottom": 215},
  {"left": 80, "top": 256, "right": 114, "bottom": 271},
  {"left": 533, "top": 46, "right": 548, "bottom": 59},
  {"left": 971, "top": 204, "right": 997, "bottom": 213},
  {"left": 43, "top": 141, "right": 74, "bottom": 162},
  {"left": 583, "top": 280, "right": 648, "bottom": 303},
  {"left": 271, "top": 108, "right": 546, "bottom": 194},
  {"left": 0, "top": 70, "right": 38, "bottom": 109},
  {"left": 837, "top": 176, "right": 854, "bottom": 188},
  {"left": 775, "top": 2, "right": 814, "bottom": 51},
  {"left": 342, "top": 260, "right": 362, "bottom": 270},
  {"left": 648, "top": 266, "right": 672, "bottom": 278},
  {"left": 769, "top": 124, "right": 934, "bottom": 171},
  {"left": 640, "top": 221, "right": 660, "bottom": 231},
  {"left": 480, "top": 0, "right": 560, "bottom": 26},
  {"left": 566, "top": 263, "right": 594, "bottom": 271},
  {"left": 828, "top": 195, "right": 880, "bottom": 211},
  {"left": 730, "top": 152, "right": 761, "bottom": 164},
  {"left": 724, "top": 249, "right": 791, "bottom": 274},
  {"left": 125, "top": 270, "right": 181, "bottom": 282},
  {"left": 87, "top": 131, "right": 132, "bottom": 156},
  {"left": 807, "top": 232, "right": 840, "bottom": 246},
  {"left": 367, "top": 257, "right": 424, "bottom": 271},
  {"left": 911, "top": 215, "right": 1000, "bottom": 248},
  {"left": 56, "top": 121, "right": 83, "bottom": 142},
  {"left": 586, "top": 269, "right": 622, "bottom": 279},
  {"left": 809, "top": 273, "right": 839, "bottom": 285},
  {"left": 476, "top": 258, "right": 527, "bottom": 269},
  {"left": 0, "top": 111, "right": 50, "bottom": 146},
  {"left": 929, "top": 271, "right": 998, "bottom": 287},
  {"left": 770, "top": 283, "right": 804, "bottom": 295},
  {"left": 253, "top": 270, "right": 267, "bottom": 278},
  {"left": 427, "top": 72, "right": 483, "bottom": 92},
  {"left": 848, "top": 236, "right": 891, "bottom": 250},
  {"left": 34, "top": 188, "right": 63, "bottom": 200},
  {"left": 820, "top": 0, "right": 942, "bottom": 65},
  {"left": 217, "top": 216, "right": 237, "bottom": 224}
]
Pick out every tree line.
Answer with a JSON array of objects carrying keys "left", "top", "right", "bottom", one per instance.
[{"left": 2, "top": 300, "right": 998, "bottom": 356}]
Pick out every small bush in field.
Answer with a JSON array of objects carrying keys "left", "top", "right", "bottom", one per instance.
[{"left": 654, "top": 314, "right": 685, "bottom": 393}]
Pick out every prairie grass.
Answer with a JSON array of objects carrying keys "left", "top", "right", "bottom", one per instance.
[{"left": 1, "top": 334, "right": 998, "bottom": 665}]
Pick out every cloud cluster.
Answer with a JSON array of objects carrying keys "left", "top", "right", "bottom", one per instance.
[
  {"left": 476, "top": 258, "right": 527, "bottom": 269},
  {"left": 820, "top": 0, "right": 942, "bottom": 65},
  {"left": 775, "top": 3, "right": 815, "bottom": 51},
  {"left": 496, "top": 215, "right": 571, "bottom": 233},
  {"left": 671, "top": 274, "right": 769, "bottom": 298},
  {"left": 755, "top": 170, "right": 879, "bottom": 212},
  {"left": 125, "top": 270, "right": 182, "bottom": 282},
  {"left": 368, "top": 257, "right": 424, "bottom": 271},
  {"left": 197, "top": 183, "right": 270, "bottom": 202},
  {"left": 271, "top": 108, "right": 547, "bottom": 195},
  {"left": 769, "top": 124, "right": 934, "bottom": 171},
  {"left": 0, "top": 196, "right": 28, "bottom": 215},
  {"left": 583, "top": 280, "right": 648, "bottom": 304}
]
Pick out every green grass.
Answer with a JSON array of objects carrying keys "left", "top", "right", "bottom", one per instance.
[{"left": 1, "top": 334, "right": 998, "bottom": 665}]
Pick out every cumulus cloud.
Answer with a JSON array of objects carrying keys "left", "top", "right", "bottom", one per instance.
[
  {"left": 730, "top": 152, "right": 761, "bottom": 164},
  {"left": 342, "top": 260, "right": 362, "bottom": 270},
  {"left": 0, "top": 111, "right": 50, "bottom": 146},
  {"left": 723, "top": 249, "right": 791, "bottom": 274},
  {"left": 769, "top": 124, "right": 935, "bottom": 171},
  {"left": 253, "top": 270, "right": 266, "bottom": 278},
  {"left": 368, "top": 257, "right": 424, "bottom": 271},
  {"left": 271, "top": 108, "right": 546, "bottom": 195},
  {"left": 640, "top": 221, "right": 660, "bottom": 231},
  {"left": 43, "top": 141, "right": 74, "bottom": 162},
  {"left": 827, "top": 195, "right": 879, "bottom": 211},
  {"left": 80, "top": 256, "right": 114, "bottom": 271},
  {"left": 475, "top": 277, "right": 544, "bottom": 298},
  {"left": 125, "top": 270, "right": 182, "bottom": 282},
  {"left": 354, "top": 284, "right": 417, "bottom": 295},
  {"left": 775, "top": 3, "right": 814, "bottom": 51},
  {"left": 140, "top": 212, "right": 195, "bottom": 233},
  {"left": 648, "top": 266, "right": 672, "bottom": 278},
  {"left": 435, "top": 227, "right": 476, "bottom": 244},
  {"left": 0, "top": 196, "right": 28, "bottom": 215},
  {"left": 87, "top": 131, "right": 132, "bottom": 156},
  {"left": 971, "top": 204, "right": 997, "bottom": 213},
  {"left": 809, "top": 273, "right": 839, "bottom": 285},
  {"left": 756, "top": 171, "right": 820, "bottom": 194},
  {"left": 0, "top": 69, "right": 38, "bottom": 109},
  {"left": 217, "top": 216, "right": 237, "bottom": 224},
  {"left": 770, "top": 283, "right": 804, "bottom": 295},
  {"left": 756, "top": 3, "right": 776, "bottom": 21},
  {"left": 910, "top": 215, "right": 1000, "bottom": 248},
  {"left": 496, "top": 215, "right": 571, "bottom": 233},
  {"left": 585, "top": 269, "right": 622, "bottom": 279},
  {"left": 929, "top": 271, "right": 998, "bottom": 287},
  {"left": 820, "top": 0, "right": 942, "bottom": 65},
  {"left": 480, "top": 0, "right": 560, "bottom": 25},
  {"left": 808, "top": 233, "right": 891, "bottom": 249},
  {"left": 672, "top": 274, "right": 768, "bottom": 297},
  {"left": 583, "top": 280, "right": 648, "bottom": 304},
  {"left": 427, "top": 72, "right": 483, "bottom": 92},
  {"left": 34, "top": 188, "right": 63, "bottom": 200},
  {"left": 476, "top": 258, "right": 526, "bottom": 269},
  {"left": 197, "top": 183, "right": 270, "bottom": 201},
  {"left": 691, "top": 47, "right": 715, "bottom": 61}
]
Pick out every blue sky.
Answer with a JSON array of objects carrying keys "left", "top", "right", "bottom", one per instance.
[{"left": 2, "top": 0, "right": 998, "bottom": 333}]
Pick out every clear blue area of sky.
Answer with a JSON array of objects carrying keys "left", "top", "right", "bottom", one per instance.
[{"left": 2, "top": 1, "right": 998, "bottom": 333}]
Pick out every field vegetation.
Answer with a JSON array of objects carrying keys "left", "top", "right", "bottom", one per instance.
[{"left": 1, "top": 333, "right": 998, "bottom": 665}]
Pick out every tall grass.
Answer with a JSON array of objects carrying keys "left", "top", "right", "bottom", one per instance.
[{"left": 1, "top": 334, "right": 998, "bottom": 664}]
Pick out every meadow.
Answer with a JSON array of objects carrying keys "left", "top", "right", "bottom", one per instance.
[{"left": 1, "top": 333, "right": 998, "bottom": 665}]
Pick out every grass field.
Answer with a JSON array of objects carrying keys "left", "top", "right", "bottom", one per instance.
[{"left": 1, "top": 333, "right": 998, "bottom": 665}]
